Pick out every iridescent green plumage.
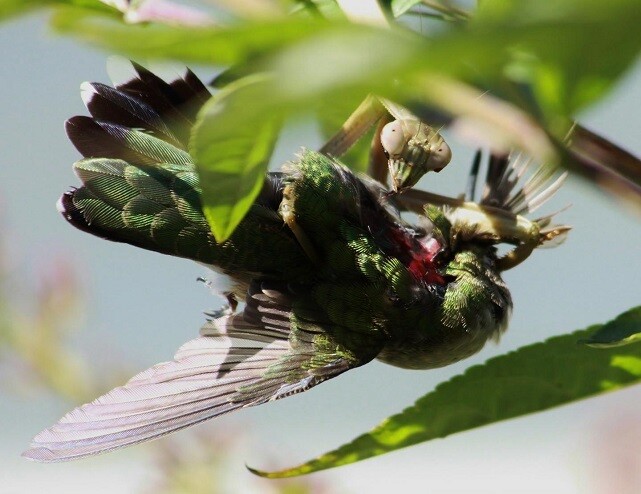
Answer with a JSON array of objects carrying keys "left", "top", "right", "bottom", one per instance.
[{"left": 25, "top": 63, "right": 567, "bottom": 462}]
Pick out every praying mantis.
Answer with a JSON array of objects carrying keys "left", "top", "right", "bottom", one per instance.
[
  {"left": 318, "top": 94, "right": 452, "bottom": 192},
  {"left": 317, "top": 94, "right": 569, "bottom": 271}
]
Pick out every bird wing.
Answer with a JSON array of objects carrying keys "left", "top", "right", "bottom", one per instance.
[{"left": 23, "top": 281, "right": 382, "bottom": 462}]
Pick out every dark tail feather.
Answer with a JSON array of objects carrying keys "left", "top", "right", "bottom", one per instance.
[
  {"left": 474, "top": 150, "right": 567, "bottom": 217},
  {"left": 80, "top": 59, "right": 210, "bottom": 150},
  {"left": 109, "top": 61, "right": 210, "bottom": 145},
  {"left": 58, "top": 156, "right": 215, "bottom": 262},
  {"left": 65, "top": 116, "right": 192, "bottom": 167},
  {"left": 80, "top": 81, "right": 180, "bottom": 146},
  {"left": 59, "top": 61, "right": 303, "bottom": 272},
  {"left": 57, "top": 189, "right": 116, "bottom": 243}
]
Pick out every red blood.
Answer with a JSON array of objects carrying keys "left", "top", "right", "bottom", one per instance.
[
  {"left": 408, "top": 257, "right": 445, "bottom": 285},
  {"left": 387, "top": 226, "right": 445, "bottom": 286}
]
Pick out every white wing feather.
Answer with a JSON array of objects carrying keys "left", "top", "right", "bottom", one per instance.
[{"left": 23, "top": 319, "right": 297, "bottom": 462}]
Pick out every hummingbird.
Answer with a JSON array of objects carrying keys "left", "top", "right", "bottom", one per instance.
[{"left": 24, "top": 62, "right": 568, "bottom": 462}]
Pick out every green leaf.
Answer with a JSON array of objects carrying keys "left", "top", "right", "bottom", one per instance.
[
  {"left": 382, "top": 1, "right": 641, "bottom": 124},
  {"left": 470, "top": 0, "right": 641, "bottom": 119},
  {"left": 383, "top": 0, "right": 469, "bottom": 20},
  {"left": 583, "top": 308, "right": 641, "bottom": 348},
  {"left": 37, "top": 0, "right": 641, "bottom": 211},
  {"left": 51, "top": 6, "right": 336, "bottom": 65},
  {"left": 251, "top": 306, "right": 641, "bottom": 477},
  {"left": 190, "top": 75, "right": 281, "bottom": 242},
  {"left": 0, "top": 0, "right": 110, "bottom": 22},
  {"left": 0, "top": 0, "right": 49, "bottom": 21},
  {"left": 50, "top": 0, "right": 641, "bottom": 128},
  {"left": 291, "top": 0, "right": 346, "bottom": 20},
  {"left": 387, "top": 0, "right": 421, "bottom": 17},
  {"left": 316, "top": 100, "right": 377, "bottom": 174},
  {"left": 116, "top": 23, "right": 417, "bottom": 239}
]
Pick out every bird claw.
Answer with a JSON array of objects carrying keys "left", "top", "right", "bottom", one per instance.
[
  {"left": 205, "top": 304, "right": 235, "bottom": 319},
  {"left": 205, "top": 293, "right": 237, "bottom": 319}
]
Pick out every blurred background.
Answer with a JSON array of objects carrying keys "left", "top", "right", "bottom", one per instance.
[{"left": 1, "top": 11, "right": 641, "bottom": 494}]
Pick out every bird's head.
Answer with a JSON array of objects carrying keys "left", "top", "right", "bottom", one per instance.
[{"left": 399, "top": 151, "right": 571, "bottom": 272}]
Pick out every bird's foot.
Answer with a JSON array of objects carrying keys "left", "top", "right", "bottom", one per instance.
[
  {"left": 205, "top": 304, "right": 234, "bottom": 319},
  {"left": 204, "top": 292, "right": 238, "bottom": 320}
]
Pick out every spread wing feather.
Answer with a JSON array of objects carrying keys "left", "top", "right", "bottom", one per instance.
[{"left": 23, "top": 283, "right": 373, "bottom": 462}]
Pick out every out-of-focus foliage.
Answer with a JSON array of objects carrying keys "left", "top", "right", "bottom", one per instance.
[
  {"left": 2, "top": 0, "right": 641, "bottom": 479},
  {"left": 146, "top": 428, "right": 330, "bottom": 494},
  {"left": 254, "top": 307, "right": 641, "bottom": 477},
  {"left": 0, "top": 0, "right": 112, "bottom": 23},
  {"left": 0, "top": 241, "right": 95, "bottom": 402},
  {"left": 11, "top": 0, "right": 637, "bottom": 240}
]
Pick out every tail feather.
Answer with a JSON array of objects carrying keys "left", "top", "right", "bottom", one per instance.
[
  {"left": 107, "top": 61, "right": 209, "bottom": 144},
  {"left": 77, "top": 60, "right": 210, "bottom": 157},
  {"left": 59, "top": 61, "right": 315, "bottom": 277},
  {"left": 65, "top": 116, "right": 192, "bottom": 167},
  {"left": 80, "top": 82, "right": 179, "bottom": 146},
  {"left": 479, "top": 151, "right": 568, "bottom": 218},
  {"left": 59, "top": 156, "right": 306, "bottom": 275},
  {"left": 60, "top": 62, "right": 221, "bottom": 263},
  {"left": 477, "top": 151, "right": 571, "bottom": 254},
  {"left": 59, "top": 157, "right": 218, "bottom": 263}
]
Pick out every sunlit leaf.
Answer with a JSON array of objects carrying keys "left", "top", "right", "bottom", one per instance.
[
  {"left": 50, "top": 0, "right": 641, "bottom": 130},
  {"left": 51, "top": 6, "right": 338, "bottom": 65},
  {"left": 472, "top": 0, "right": 641, "bottom": 120},
  {"left": 387, "top": 0, "right": 421, "bottom": 17},
  {"left": 0, "top": 0, "right": 49, "bottom": 21},
  {"left": 317, "top": 97, "right": 380, "bottom": 173},
  {"left": 186, "top": 24, "right": 420, "bottom": 239},
  {"left": 583, "top": 307, "right": 641, "bottom": 348},
  {"left": 335, "top": 0, "right": 389, "bottom": 26},
  {"left": 291, "top": 0, "right": 345, "bottom": 20},
  {"left": 410, "top": 75, "right": 558, "bottom": 164},
  {"left": 251, "top": 307, "right": 641, "bottom": 477},
  {"left": 191, "top": 75, "right": 281, "bottom": 242},
  {"left": 0, "top": 0, "right": 110, "bottom": 22},
  {"left": 267, "top": 0, "right": 640, "bottom": 142}
]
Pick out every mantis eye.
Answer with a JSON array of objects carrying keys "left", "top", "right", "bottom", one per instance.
[
  {"left": 380, "top": 120, "right": 405, "bottom": 156},
  {"left": 428, "top": 140, "right": 452, "bottom": 171}
]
